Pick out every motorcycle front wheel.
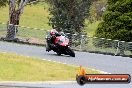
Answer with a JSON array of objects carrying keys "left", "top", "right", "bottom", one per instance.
[{"left": 66, "top": 47, "right": 75, "bottom": 57}]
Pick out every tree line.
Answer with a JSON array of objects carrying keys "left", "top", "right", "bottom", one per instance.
[{"left": 0, "top": 0, "right": 132, "bottom": 42}]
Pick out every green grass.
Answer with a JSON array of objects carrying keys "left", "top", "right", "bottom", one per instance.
[
  {"left": 0, "top": 52, "right": 100, "bottom": 81},
  {"left": 0, "top": 3, "right": 100, "bottom": 37},
  {"left": 0, "top": 24, "right": 6, "bottom": 37},
  {"left": 17, "top": 28, "right": 47, "bottom": 40},
  {"left": 0, "top": 23, "right": 47, "bottom": 40},
  {"left": 84, "top": 20, "right": 100, "bottom": 37},
  {"left": 0, "top": 3, "right": 101, "bottom": 38},
  {"left": 0, "top": 3, "right": 52, "bottom": 30},
  {"left": 0, "top": 3, "right": 51, "bottom": 40}
]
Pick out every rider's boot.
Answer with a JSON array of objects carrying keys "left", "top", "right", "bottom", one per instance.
[{"left": 46, "top": 43, "right": 51, "bottom": 52}]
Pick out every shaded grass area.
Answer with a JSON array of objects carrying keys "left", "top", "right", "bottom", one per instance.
[
  {"left": 17, "top": 28, "right": 47, "bottom": 40},
  {"left": 0, "top": 23, "right": 47, "bottom": 40},
  {"left": 0, "top": 21, "right": 100, "bottom": 40},
  {"left": 0, "top": 24, "right": 7, "bottom": 37},
  {"left": 0, "top": 52, "right": 100, "bottom": 81}
]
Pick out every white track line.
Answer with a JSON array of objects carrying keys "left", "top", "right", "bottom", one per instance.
[
  {"left": 0, "top": 52, "right": 111, "bottom": 74},
  {"left": 40, "top": 57, "right": 111, "bottom": 74},
  {"left": 0, "top": 81, "right": 76, "bottom": 85}
]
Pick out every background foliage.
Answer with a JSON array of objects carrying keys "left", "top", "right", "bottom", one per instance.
[
  {"left": 89, "top": 0, "right": 107, "bottom": 21},
  {"left": 0, "top": 0, "right": 8, "bottom": 7},
  {"left": 95, "top": 0, "right": 132, "bottom": 42},
  {"left": 46, "top": 0, "right": 91, "bottom": 34}
]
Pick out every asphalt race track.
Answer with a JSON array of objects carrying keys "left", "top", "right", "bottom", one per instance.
[{"left": 0, "top": 41, "right": 132, "bottom": 88}]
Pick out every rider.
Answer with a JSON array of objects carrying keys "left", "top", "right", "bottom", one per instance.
[{"left": 46, "top": 28, "right": 61, "bottom": 51}]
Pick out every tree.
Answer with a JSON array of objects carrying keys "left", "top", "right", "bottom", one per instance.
[
  {"left": 95, "top": 0, "right": 132, "bottom": 42},
  {"left": 0, "top": 0, "right": 8, "bottom": 6},
  {"left": 0, "top": 0, "right": 38, "bottom": 40},
  {"left": 89, "top": 0, "right": 107, "bottom": 21},
  {"left": 46, "top": 0, "right": 91, "bottom": 34},
  {"left": 6, "top": 0, "right": 29, "bottom": 40}
]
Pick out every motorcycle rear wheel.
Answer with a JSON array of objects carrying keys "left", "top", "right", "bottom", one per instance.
[{"left": 56, "top": 52, "right": 61, "bottom": 56}]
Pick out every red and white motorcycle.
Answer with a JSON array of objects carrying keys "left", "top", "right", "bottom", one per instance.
[{"left": 46, "top": 35, "right": 75, "bottom": 57}]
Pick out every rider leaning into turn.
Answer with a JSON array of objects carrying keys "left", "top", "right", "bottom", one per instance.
[{"left": 46, "top": 28, "right": 61, "bottom": 51}]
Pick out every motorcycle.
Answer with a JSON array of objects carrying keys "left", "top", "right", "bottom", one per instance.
[{"left": 46, "top": 35, "right": 75, "bottom": 57}]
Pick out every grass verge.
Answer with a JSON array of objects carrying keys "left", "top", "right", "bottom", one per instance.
[
  {"left": 0, "top": 52, "right": 100, "bottom": 81},
  {"left": 0, "top": 3, "right": 51, "bottom": 30}
]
